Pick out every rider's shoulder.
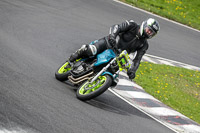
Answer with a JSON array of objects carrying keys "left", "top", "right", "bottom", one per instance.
[
  {"left": 123, "top": 20, "right": 138, "bottom": 28},
  {"left": 127, "top": 19, "right": 137, "bottom": 24}
]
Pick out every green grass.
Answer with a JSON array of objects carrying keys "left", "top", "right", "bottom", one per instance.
[
  {"left": 134, "top": 62, "right": 200, "bottom": 124},
  {"left": 119, "top": 0, "right": 200, "bottom": 124},
  {"left": 121, "top": 0, "right": 200, "bottom": 30}
]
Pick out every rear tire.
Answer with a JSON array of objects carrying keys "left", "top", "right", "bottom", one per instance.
[
  {"left": 76, "top": 74, "right": 112, "bottom": 101},
  {"left": 55, "top": 61, "right": 71, "bottom": 81}
]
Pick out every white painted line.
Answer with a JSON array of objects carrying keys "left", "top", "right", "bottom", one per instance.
[
  {"left": 0, "top": 129, "right": 11, "bottom": 133},
  {"left": 0, "top": 128, "right": 38, "bottom": 133},
  {"left": 108, "top": 88, "right": 180, "bottom": 133},
  {"left": 0, "top": 129, "right": 22, "bottom": 133},
  {"left": 142, "top": 107, "right": 187, "bottom": 118},
  {"left": 125, "top": 91, "right": 160, "bottom": 101},
  {"left": 157, "top": 59, "right": 176, "bottom": 66},
  {"left": 145, "top": 54, "right": 186, "bottom": 65},
  {"left": 182, "top": 65, "right": 194, "bottom": 70},
  {"left": 181, "top": 125, "right": 200, "bottom": 133},
  {"left": 0, "top": 130, "right": 5, "bottom": 133},
  {"left": 118, "top": 78, "right": 135, "bottom": 86},
  {"left": 113, "top": 89, "right": 161, "bottom": 102},
  {"left": 113, "top": 0, "right": 200, "bottom": 33},
  {"left": 113, "top": 89, "right": 135, "bottom": 98},
  {"left": 181, "top": 65, "right": 200, "bottom": 71},
  {"left": 145, "top": 54, "right": 200, "bottom": 70},
  {"left": 142, "top": 56, "right": 158, "bottom": 64}
]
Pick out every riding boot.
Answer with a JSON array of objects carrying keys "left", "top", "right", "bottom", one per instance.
[{"left": 69, "top": 44, "right": 97, "bottom": 62}]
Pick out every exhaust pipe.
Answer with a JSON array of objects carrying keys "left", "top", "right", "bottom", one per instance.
[{"left": 68, "top": 71, "right": 94, "bottom": 84}]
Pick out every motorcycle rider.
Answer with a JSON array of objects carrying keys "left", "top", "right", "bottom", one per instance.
[{"left": 69, "top": 18, "right": 160, "bottom": 80}]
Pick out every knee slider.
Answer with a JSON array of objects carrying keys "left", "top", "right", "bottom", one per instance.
[
  {"left": 88, "top": 45, "right": 97, "bottom": 56},
  {"left": 79, "top": 44, "right": 97, "bottom": 57}
]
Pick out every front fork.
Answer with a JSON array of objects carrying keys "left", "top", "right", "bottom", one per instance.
[{"left": 89, "top": 58, "right": 118, "bottom": 83}]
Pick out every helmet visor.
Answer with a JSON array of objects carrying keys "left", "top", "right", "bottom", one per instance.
[{"left": 145, "top": 26, "right": 156, "bottom": 38}]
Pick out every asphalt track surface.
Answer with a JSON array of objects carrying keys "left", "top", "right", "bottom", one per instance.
[{"left": 0, "top": 0, "right": 199, "bottom": 133}]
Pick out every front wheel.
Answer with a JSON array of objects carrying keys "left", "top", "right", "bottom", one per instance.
[
  {"left": 76, "top": 74, "right": 112, "bottom": 101},
  {"left": 55, "top": 61, "right": 72, "bottom": 81}
]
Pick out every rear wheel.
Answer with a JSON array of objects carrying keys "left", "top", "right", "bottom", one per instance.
[
  {"left": 76, "top": 74, "right": 112, "bottom": 101},
  {"left": 55, "top": 61, "right": 72, "bottom": 81}
]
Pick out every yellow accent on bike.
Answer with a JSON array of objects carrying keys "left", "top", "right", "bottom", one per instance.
[{"left": 116, "top": 50, "right": 131, "bottom": 71}]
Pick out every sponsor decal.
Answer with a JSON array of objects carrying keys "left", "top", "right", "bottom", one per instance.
[{"left": 153, "top": 25, "right": 158, "bottom": 30}]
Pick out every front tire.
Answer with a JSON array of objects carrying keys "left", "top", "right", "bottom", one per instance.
[
  {"left": 76, "top": 74, "right": 112, "bottom": 101},
  {"left": 55, "top": 61, "right": 72, "bottom": 81}
]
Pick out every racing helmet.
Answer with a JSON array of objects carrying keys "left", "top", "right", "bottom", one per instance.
[{"left": 140, "top": 18, "right": 160, "bottom": 39}]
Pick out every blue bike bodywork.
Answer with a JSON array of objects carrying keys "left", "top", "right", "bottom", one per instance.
[
  {"left": 90, "top": 40, "right": 116, "bottom": 67},
  {"left": 94, "top": 49, "right": 116, "bottom": 66},
  {"left": 94, "top": 49, "right": 117, "bottom": 79},
  {"left": 87, "top": 40, "right": 118, "bottom": 79}
]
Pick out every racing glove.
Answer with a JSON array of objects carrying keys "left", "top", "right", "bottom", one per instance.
[
  {"left": 127, "top": 63, "right": 136, "bottom": 80},
  {"left": 127, "top": 69, "right": 136, "bottom": 80}
]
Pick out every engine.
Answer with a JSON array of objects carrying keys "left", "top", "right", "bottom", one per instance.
[{"left": 69, "top": 61, "right": 94, "bottom": 84}]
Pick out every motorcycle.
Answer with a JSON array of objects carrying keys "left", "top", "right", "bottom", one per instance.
[{"left": 55, "top": 40, "right": 131, "bottom": 101}]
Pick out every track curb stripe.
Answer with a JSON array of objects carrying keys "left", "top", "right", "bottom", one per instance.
[
  {"left": 110, "top": 54, "right": 200, "bottom": 133},
  {"left": 144, "top": 54, "right": 200, "bottom": 71}
]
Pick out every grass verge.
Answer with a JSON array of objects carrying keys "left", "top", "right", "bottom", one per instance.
[
  {"left": 121, "top": 0, "right": 200, "bottom": 30},
  {"left": 134, "top": 62, "right": 200, "bottom": 124}
]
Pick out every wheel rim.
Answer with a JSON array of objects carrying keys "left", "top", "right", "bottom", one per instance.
[
  {"left": 79, "top": 76, "right": 107, "bottom": 95},
  {"left": 58, "top": 62, "right": 71, "bottom": 74}
]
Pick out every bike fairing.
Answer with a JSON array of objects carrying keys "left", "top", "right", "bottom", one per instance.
[{"left": 90, "top": 40, "right": 127, "bottom": 79}]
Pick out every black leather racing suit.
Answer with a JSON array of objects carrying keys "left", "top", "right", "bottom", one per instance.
[{"left": 93, "top": 20, "right": 149, "bottom": 74}]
